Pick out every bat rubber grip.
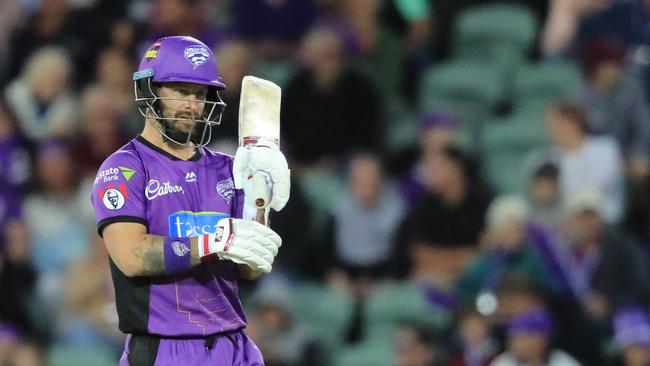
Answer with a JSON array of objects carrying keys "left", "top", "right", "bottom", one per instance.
[{"left": 251, "top": 173, "right": 269, "bottom": 209}]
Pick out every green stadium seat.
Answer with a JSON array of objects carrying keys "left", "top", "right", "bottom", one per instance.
[
  {"left": 454, "top": 4, "right": 537, "bottom": 70},
  {"left": 335, "top": 338, "right": 395, "bottom": 366},
  {"left": 363, "top": 282, "right": 450, "bottom": 340},
  {"left": 46, "top": 344, "right": 117, "bottom": 366},
  {"left": 419, "top": 60, "right": 506, "bottom": 151},
  {"left": 289, "top": 283, "right": 354, "bottom": 355},
  {"left": 512, "top": 61, "right": 582, "bottom": 108},
  {"left": 419, "top": 60, "right": 505, "bottom": 117},
  {"left": 482, "top": 106, "right": 548, "bottom": 193},
  {"left": 298, "top": 170, "right": 345, "bottom": 235}
]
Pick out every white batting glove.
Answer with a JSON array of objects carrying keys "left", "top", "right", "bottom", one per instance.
[
  {"left": 198, "top": 218, "right": 282, "bottom": 273},
  {"left": 233, "top": 145, "right": 291, "bottom": 211}
]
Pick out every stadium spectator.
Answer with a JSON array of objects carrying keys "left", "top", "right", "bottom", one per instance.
[
  {"left": 71, "top": 85, "right": 129, "bottom": 180},
  {"left": 540, "top": 0, "right": 614, "bottom": 57},
  {"left": 399, "top": 110, "right": 460, "bottom": 207},
  {"left": 23, "top": 142, "right": 91, "bottom": 337},
  {"left": 61, "top": 231, "right": 121, "bottom": 352},
  {"left": 0, "top": 0, "right": 21, "bottom": 83},
  {"left": 608, "top": 306, "right": 650, "bottom": 366},
  {"left": 0, "top": 98, "right": 31, "bottom": 202},
  {"left": 561, "top": 189, "right": 650, "bottom": 320},
  {"left": 246, "top": 279, "right": 320, "bottom": 366},
  {"left": 0, "top": 206, "right": 40, "bottom": 366},
  {"left": 139, "top": 0, "right": 225, "bottom": 53},
  {"left": 545, "top": 100, "right": 624, "bottom": 223},
  {"left": 447, "top": 308, "right": 498, "bottom": 366},
  {"left": 7, "top": 0, "right": 75, "bottom": 78},
  {"left": 491, "top": 307, "right": 581, "bottom": 366},
  {"left": 494, "top": 276, "right": 600, "bottom": 364},
  {"left": 570, "top": 38, "right": 650, "bottom": 181},
  {"left": 456, "top": 196, "right": 555, "bottom": 306},
  {"left": 4, "top": 47, "right": 77, "bottom": 143},
  {"left": 405, "top": 146, "right": 490, "bottom": 286},
  {"left": 282, "top": 27, "right": 382, "bottom": 168},
  {"left": 265, "top": 177, "right": 314, "bottom": 276},
  {"left": 316, "top": 0, "right": 406, "bottom": 105},
  {"left": 231, "top": 0, "right": 316, "bottom": 60},
  {"left": 326, "top": 152, "right": 404, "bottom": 292},
  {"left": 394, "top": 321, "right": 440, "bottom": 366},
  {"left": 94, "top": 49, "right": 140, "bottom": 136},
  {"left": 526, "top": 161, "right": 562, "bottom": 231},
  {"left": 398, "top": 146, "right": 490, "bottom": 324},
  {"left": 107, "top": 19, "right": 138, "bottom": 57},
  {"left": 211, "top": 40, "right": 256, "bottom": 148}
]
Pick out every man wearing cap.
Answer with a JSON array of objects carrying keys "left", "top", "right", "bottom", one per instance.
[
  {"left": 492, "top": 308, "right": 581, "bottom": 366},
  {"left": 610, "top": 306, "right": 650, "bottom": 366}
]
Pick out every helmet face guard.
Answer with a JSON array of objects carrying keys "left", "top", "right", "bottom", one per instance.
[
  {"left": 133, "top": 36, "right": 228, "bottom": 148},
  {"left": 134, "top": 75, "right": 226, "bottom": 147}
]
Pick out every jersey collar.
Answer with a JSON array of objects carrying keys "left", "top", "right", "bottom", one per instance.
[{"left": 136, "top": 135, "right": 202, "bottom": 162}]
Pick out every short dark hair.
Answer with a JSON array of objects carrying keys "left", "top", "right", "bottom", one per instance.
[
  {"left": 549, "top": 100, "right": 589, "bottom": 133},
  {"left": 533, "top": 162, "right": 559, "bottom": 181}
]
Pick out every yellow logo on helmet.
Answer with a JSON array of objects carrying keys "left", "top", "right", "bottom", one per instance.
[{"left": 145, "top": 42, "right": 161, "bottom": 62}]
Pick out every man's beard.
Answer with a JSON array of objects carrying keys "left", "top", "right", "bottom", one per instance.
[{"left": 159, "top": 111, "right": 209, "bottom": 145}]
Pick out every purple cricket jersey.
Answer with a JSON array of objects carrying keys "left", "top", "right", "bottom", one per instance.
[{"left": 91, "top": 135, "right": 247, "bottom": 337}]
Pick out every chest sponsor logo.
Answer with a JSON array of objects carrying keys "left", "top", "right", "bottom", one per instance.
[
  {"left": 168, "top": 211, "right": 229, "bottom": 237},
  {"left": 94, "top": 166, "right": 135, "bottom": 185},
  {"left": 146, "top": 179, "right": 184, "bottom": 200},
  {"left": 185, "top": 171, "right": 197, "bottom": 183},
  {"left": 216, "top": 178, "right": 234, "bottom": 204},
  {"left": 98, "top": 184, "right": 128, "bottom": 210}
]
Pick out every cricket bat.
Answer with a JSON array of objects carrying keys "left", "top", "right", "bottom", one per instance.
[{"left": 238, "top": 76, "right": 282, "bottom": 226}]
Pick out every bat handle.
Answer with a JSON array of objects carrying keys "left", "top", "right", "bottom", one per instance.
[
  {"left": 255, "top": 208, "right": 268, "bottom": 226},
  {"left": 250, "top": 172, "right": 271, "bottom": 226}
]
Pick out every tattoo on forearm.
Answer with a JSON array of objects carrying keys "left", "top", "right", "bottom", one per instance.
[{"left": 132, "top": 235, "right": 165, "bottom": 276}]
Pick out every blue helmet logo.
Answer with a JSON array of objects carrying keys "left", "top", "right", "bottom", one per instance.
[{"left": 184, "top": 45, "right": 210, "bottom": 69}]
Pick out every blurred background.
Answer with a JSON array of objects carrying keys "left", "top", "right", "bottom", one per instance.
[{"left": 1, "top": 0, "right": 650, "bottom": 365}]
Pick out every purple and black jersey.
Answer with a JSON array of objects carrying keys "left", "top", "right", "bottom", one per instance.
[{"left": 91, "top": 136, "right": 246, "bottom": 337}]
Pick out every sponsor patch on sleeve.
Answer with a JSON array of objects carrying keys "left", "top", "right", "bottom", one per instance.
[{"left": 98, "top": 184, "right": 129, "bottom": 210}]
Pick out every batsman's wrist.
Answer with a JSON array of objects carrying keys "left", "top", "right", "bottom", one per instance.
[{"left": 197, "top": 219, "right": 234, "bottom": 261}]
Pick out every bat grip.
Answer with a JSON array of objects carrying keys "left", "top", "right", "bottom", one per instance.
[{"left": 255, "top": 208, "right": 268, "bottom": 226}]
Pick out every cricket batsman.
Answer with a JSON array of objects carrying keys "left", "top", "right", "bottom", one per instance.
[{"left": 91, "top": 36, "right": 290, "bottom": 365}]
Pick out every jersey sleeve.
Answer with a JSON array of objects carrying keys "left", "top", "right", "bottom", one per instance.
[{"left": 91, "top": 150, "right": 147, "bottom": 236}]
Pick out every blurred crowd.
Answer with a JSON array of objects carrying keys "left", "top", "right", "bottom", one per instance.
[{"left": 1, "top": 0, "right": 650, "bottom": 365}]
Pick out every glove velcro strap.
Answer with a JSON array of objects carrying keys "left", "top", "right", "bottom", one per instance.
[{"left": 198, "top": 218, "right": 235, "bottom": 259}]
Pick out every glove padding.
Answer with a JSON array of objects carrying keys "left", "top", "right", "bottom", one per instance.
[
  {"left": 198, "top": 218, "right": 282, "bottom": 273},
  {"left": 233, "top": 145, "right": 290, "bottom": 211}
]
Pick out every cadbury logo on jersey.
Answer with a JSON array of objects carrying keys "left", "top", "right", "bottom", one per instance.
[
  {"left": 145, "top": 179, "right": 185, "bottom": 200},
  {"left": 184, "top": 45, "right": 210, "bottom": 69}
]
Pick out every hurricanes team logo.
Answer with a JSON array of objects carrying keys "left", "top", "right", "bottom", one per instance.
[
  {"left": 99, "top": 184, "right": 128, "bottom": 210},
  {"left": 216, "top": 178, "right": 234, "bottom": 204},
  {"left": 184, "top": 45, "right": 210, "bottom": 68}
]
